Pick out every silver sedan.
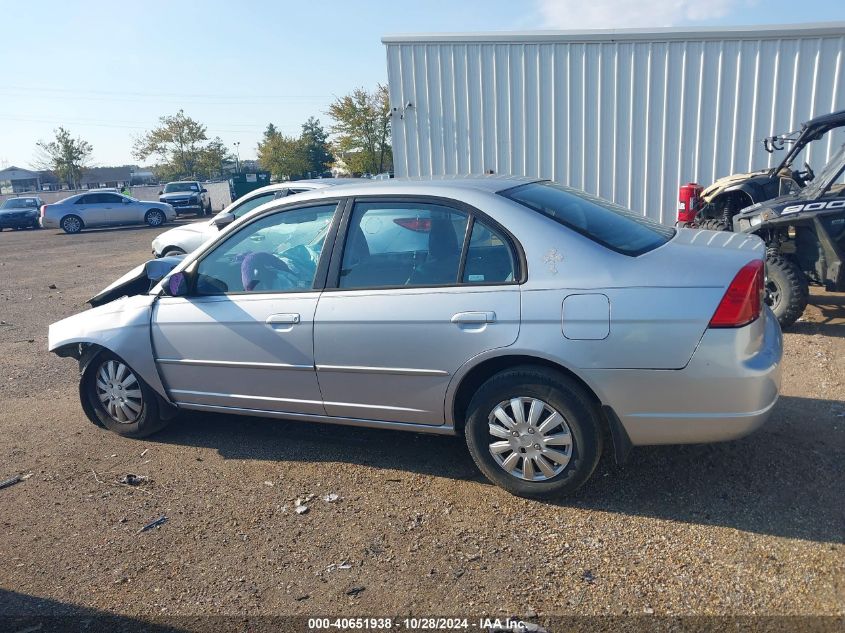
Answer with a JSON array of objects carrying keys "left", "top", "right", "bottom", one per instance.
[
  {"left": 41, "top": 191, "right": 176, "bottom": 233},
  {"left": 48, "top": 177, "right": 782, "bottom": 498}
]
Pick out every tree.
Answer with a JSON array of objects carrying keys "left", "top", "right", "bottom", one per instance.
[
  {"left": 300, "top": 117, "right": 333, "bottom": 177},
  {"left": 34, "top": 127, "right": 93, "bottom": 189},
  {"left": 196, "top": 137, "right": 234, "bottom": 180},
  {"left": 257, "top": 132, "right": 309, "bottom": 181},
  {"left": 327, "top": 84, "right": 392, "bottom": 176},
  {"left": 133, "top": 110, "right": 209, "bottom": 179}
]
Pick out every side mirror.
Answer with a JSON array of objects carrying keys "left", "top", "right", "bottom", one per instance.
[
  {"left": 213, "top": 212, "right": 235, "bottom": 229},
  {"left": 158, "top": 191, "right": 163, "bottom": 195},
  {"left": 144, "top": 257, "right": 182, "bottom": 283},
  {"left": 161, "top": 271, "right": 189, "bottom": 297},
  {"left": 201, "top": 188, "right": 208, "bottom": 193}
]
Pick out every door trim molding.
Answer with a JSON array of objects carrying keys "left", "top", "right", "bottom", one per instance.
[
  {"left": 316, "top": 364, "right": 449, "bottom": 377},
  {"left": 157, "top": 358, "right": 314, "bottom": 371}
]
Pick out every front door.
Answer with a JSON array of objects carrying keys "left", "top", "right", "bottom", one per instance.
[
  {"left": 314, "top": 199, "right": 522, "bottom": 425},
  {"left": 152, "top": 202, "right": 340, "bottom": 416}
]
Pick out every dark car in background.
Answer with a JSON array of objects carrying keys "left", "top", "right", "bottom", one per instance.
[
  {"left": 0, "top": 196, "right": 43, "bottom": 231},
  {"left": 158, "top": 181, "right": 211, "bottom": 216}
]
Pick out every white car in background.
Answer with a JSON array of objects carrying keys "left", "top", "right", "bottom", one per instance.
[{"left": 151, "top": 179, "right": 360, "bottom": 257}]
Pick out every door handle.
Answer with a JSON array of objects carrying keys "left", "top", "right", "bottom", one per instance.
[
  {"left": 266, "top": 313, "right": 300, "bottom": 325},
  {"left": 451, "top": 311, "right": 496, "bottom": 324}
]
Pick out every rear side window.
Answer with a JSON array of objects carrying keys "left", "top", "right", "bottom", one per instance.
[{"left": 501, "top": 182, "right": 674, "bottom": 256}]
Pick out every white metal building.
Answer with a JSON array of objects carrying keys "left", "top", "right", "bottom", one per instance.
[{"left": 383, "top": 23, "right": 845, "bottom": 223}]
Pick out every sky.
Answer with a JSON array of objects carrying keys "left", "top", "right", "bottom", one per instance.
[{"left": 1, "top": 0, "right": 843, "bottom": 169}]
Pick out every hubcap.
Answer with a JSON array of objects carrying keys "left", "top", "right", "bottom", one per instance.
[
  {"left": 765, "top": 279, "right": 780, "bottom": 309},
  {"left": 95, "top": 360, "right": 143, "bottom": 424},
  {"left": 64, "top": 217, "right": 80, "bottom": 232},
  {"left": 487, "top": 397, "right": 573, "bottom": 482},
  {"left": 149, "top": 212, "right": 163, "bottom": 226}
]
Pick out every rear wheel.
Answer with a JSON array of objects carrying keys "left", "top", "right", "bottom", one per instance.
[
  {"left": 765, "top": 254, "right": 808, "bottom": 328},
  {"left": 61, "top": 215, "right": 83, "bottom": 234},
  {"left": 145, "top": 209, "right": 166, "bottom": 227},
  {"left": 464, "top": 367, "right": 602, "bottom": 498},
  {"left": 82, "top": 352, "right": 170, "bottom": 438}
]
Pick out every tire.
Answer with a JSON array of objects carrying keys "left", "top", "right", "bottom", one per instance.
[
  {"left": 162, "top": 247, "right": 185, "bottom": 258},
  {"left": 60, "top": 215, "right": 83, "bottom": 234},
  {"left": 145, "top": 209, "right": 166, "bottom": 227},
  {"left": 699, "top": 217, "right": 730, "bottom": 231},
  {"left": 765, "top": 254, "right": 809, "bottom": 328},
  {"left": 81, "top": 351, "right": 170, "bottom": 438},
  {"left": 464, "top": 367, "right": 603, "bottom": 498}
]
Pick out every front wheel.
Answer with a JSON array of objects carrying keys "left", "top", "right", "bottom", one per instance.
[
  {"left": 145, "top": 209, "right": 166, "bottom": 227},
  {"left": 81, "top": 352, "right": 170, "bottom": 438},
  {"left": 464, "top": 367, "right": 603, "bottom": 498},
  {"left": 61, "top": 215, "right": 83, "bottom": 234},
  {"left": 765, "top": 255, "right": 809, "bottom": 328}
]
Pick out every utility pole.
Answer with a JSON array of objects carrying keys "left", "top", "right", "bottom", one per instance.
[{"left": 233, "top": 142, "right": 241, "bottom": 174}]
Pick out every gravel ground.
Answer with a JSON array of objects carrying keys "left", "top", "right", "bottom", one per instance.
[{"left": 0, "top": 223, "right": 842, "bottom": 628}]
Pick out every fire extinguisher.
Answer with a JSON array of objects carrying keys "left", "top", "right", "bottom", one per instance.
[{"left": 677, "top": 183, "right": 703, "bottom": 226}]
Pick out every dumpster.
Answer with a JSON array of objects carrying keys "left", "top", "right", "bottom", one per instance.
[{"left": 229, "top": 172, "right": 271, "bottom": 201}]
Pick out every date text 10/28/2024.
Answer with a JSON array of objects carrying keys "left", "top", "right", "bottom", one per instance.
[{"left": 307, "top": 618, "right": 542, "bottom": 631}]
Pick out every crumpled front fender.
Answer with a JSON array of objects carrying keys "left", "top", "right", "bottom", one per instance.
[{"left": 48, "top": 294, "right": 170, "bottom": 401}]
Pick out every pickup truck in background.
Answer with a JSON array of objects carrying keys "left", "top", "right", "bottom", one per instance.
[{"left": 158, "top": 181, "right": 211, "bottom": 216}]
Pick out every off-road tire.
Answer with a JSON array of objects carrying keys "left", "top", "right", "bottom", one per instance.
[
  {"left": 145, "top": 209, "right": 166, "bottom": 227},
  {"left": 699, "top": 217, "right": 730, "bottom": 231},
  {"left": 60, "top": 215, "right": 83, "bottom": 234},
  {"left": 81, "top": 351, "right": 170, "bottom": 438},
  {"left": 464, "top": 366, "right": 603, "bottom": 498},
  {"left": 765, "top": 254, "right": 809, "bottom": 328}
]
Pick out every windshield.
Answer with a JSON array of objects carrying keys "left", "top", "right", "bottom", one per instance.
[
  {"left": 801, "top": 142, "right": 845, "bottom": 199},
  {"left": 164, "top": 182, "right": 199, "bottom": 193},
  {"left": 501, "top": 181, "right": 674, "bottom": 256},
  {"left": 1, "top": 198, "right": 38, "bottom": 209}
]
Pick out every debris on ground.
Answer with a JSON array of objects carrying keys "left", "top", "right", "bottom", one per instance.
[
  {"left": 295, "top": 504, "right": 309, "bottom": 515},
  {"left": 263, "top": 481, "right": 274, "bottom": 487},
  {"left": 118, "top": 473, "right": 149, "bottom": 486},
  {"left": 345, "top": 585, "right": 365, "bottom": 597},
  {"left": 48, "top": 284, "right": 57, "bottom": 289},
  {"left": 138, "top": 516, "right": 168, "bottom": 534},
  {"left": 294, "top": 593, "right": 310, "bottom": 601},
  {"left": 322, "top": 493, "right": 340, "bottom": 502},
  {"left": 582, "top": 569, "right": 595, "bottom": 584},
  {"left": 0, "top": 472, "right": 32, "bottom": 490},
  {"left": 139, "top": 448, "right": 148, "bottom": 457}
]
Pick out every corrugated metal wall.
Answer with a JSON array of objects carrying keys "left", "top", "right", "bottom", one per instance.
[{"left": 384, "top": 24, "right": 845, "bottom": 223}]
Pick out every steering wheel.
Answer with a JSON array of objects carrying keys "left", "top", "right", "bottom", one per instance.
[
  {"left": 794, "top": 161, "right": 815, "bottom": 187},
  {"left": 240, "top": 251, "right": 291, "bottom": 291}
]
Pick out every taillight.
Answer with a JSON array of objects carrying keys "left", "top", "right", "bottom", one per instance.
[
  {"left": 709, "top": 260, "right": 765, "bottom": 328},
  {"left": 678, "top": 182, "right": 703, "bottom": 224},
  {"left": 393, "top": 217, "right": 431, "bottom": 232}
]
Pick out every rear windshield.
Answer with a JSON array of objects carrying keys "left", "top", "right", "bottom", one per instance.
[
  {"left": 501, "top": 181, "right": 674, "bottom": 256},
  {"left": 2, "top": 198, "right": 37, "bottom": 208}
]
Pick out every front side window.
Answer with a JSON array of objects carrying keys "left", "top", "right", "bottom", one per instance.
[
  {"left": 231, "top": 192, "right": 277, "bottom": 219},
  {"left": 339, "top": 202, "right": 469, "bottom": 289},
  {"left": 196, "top": 203, "right": 337, "bottom": 295},
  {"left": 501, "top": 181, "right": 674, "bottom": 256}
]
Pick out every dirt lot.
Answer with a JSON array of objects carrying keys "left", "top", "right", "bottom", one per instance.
[{"left": 0, "top": 223, "right": 842, "bottom": 628}]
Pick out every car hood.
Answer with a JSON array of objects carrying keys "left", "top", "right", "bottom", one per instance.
[
  {"left": 89, "top": 256, "right": 184, "bottom": 307},
  {"left": 160, "top": 191, "right": 199, "bottom": 200}
]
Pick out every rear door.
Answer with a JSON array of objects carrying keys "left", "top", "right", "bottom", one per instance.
[
  {"left": 313, "top": 197, "right": 522, "bottom": 426},
  {"left": 74, "top": 193, "right": 109, "bottom": 226}
]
